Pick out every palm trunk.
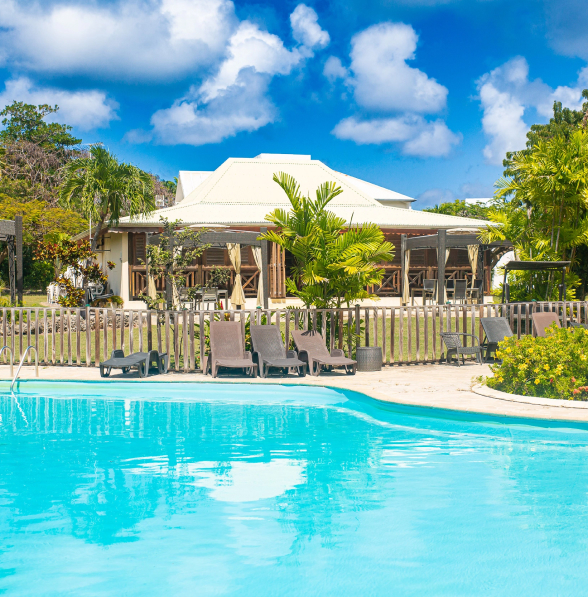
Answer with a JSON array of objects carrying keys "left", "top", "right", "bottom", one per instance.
[{"left": 90, "top": 215, "right": 107, "bottom": 253}]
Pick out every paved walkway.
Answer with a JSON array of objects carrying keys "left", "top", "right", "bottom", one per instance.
[{"left": 2, "top": 362, "right": 588, "bottom": 423}]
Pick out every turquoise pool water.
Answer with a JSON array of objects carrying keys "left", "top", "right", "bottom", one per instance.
[{"left": 1, "top": 382, "right": 588, "bottom": 596}]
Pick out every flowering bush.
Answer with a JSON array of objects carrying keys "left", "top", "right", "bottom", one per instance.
[{"left": 487, "top": 325, "right": 588, "bottom": 400}]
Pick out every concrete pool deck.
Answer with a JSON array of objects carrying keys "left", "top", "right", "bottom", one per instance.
[{"left": 3, "top": 362, "right": 588, "bottom": 423}]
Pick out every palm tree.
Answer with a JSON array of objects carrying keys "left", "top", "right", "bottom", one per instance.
[
  {"left": 262, "top": 172, "right": 394, "bottom": 308},
  {"left": 60, "top": 145, "right": 155, "bottom": 252}
]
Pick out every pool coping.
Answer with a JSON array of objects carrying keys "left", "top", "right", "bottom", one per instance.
[
  {"left": 5, "top": 373, "right": 588, "bottom": 424},
  {"left": 472, "top": 383, "right": 588, "bottom": 409}
]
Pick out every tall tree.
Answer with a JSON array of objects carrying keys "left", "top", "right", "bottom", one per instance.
[
  {"left": 0, "top": 102, "right": 81, "bottom": 149},
  {"left": 262, "top": 173, "right": 394, "bottom": 309},
  {"left": 60, "top": 145, "right": 155, "bottom": 251},
  {"left": 424, "top": 199, "right": 489, "bottom": 220}
]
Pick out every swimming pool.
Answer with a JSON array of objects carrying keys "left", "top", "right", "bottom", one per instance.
[{"left": 1, "top": 381, "right": 588, "bottom": 596}]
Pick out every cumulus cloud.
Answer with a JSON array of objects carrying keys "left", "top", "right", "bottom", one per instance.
[
  {"left": 476, "top": 56, "right": 587, "bottom": 164},
  {"left": 0, "top": 77, "right": 118, "bottom": 130},
  {"left": 290, "top": 4, "right": 330, "bottom": 50},
  {"left": 333, "top": 115, "right": 460, "bottom": 157},
  {"left": 348, "top": 22, "right": 448, "bottom": 113},
  {"left": 329, "top": 22, "right": 458, "bottom": 158},
  {"left": 323, "top": 56, "right": 348, "bottom": 82},
  {"left": 141, "top": 6, "right": 329, "bottom": 145},
  {"left": 147, "top": 70, "right": 275, "bottom": 145},
  {"left": 0, "top": 0, "right": 237, "bottom": 80}
]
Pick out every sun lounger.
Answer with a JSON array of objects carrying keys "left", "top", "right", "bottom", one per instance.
[
  {"left": 100, "top": 349, "right": 168, "bottom": 378},
  {"left": 532, "top": 312, "right": 560, "bottom": 337},
  {"left": 207, "top": 321, "right": 257, "bottom": 378},
  {"left": 480, "top": 317, "right": 513, "bottom": 362},
  {"left": 250, "top": 324, "right": 306, "bottom": 377},
  {"left": 291, "top": 330, "right": 356, "bottom": 376}
]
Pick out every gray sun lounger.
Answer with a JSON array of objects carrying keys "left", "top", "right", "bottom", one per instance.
[
  {"left": 100, "top": 349, "right": 168, "bottom": 378},
  {"left": 480, "top": 317, "right": 513, "bottom": 362},
  {"left": 250, "top": 324, "right": 306, "bottom": 377},
  {"left": 206, "top": 320, "right": 257, "bottom": 378},
  {"left": 291, "top": 330, "right": 356, "bottom": 377},
  {"left": 532, "top": 311, "right": 561, "bottom": 337}
]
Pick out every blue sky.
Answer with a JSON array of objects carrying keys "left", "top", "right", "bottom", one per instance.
[{"left": 0, "top": 0, "right": 586, "bottom": 208}]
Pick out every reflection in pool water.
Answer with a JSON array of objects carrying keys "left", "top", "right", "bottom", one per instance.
[{"left": 1, "top": 382, "right": 588, "bottom": 596}]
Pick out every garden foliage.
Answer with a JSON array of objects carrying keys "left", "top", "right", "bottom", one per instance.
[{"left": 488, "top": 325, "right": 588, "bottom": 400}]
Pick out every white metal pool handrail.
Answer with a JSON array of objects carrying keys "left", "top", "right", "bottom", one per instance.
[
  {"left": 11, "top": 346, "right": 38, "bottom": 392},
  {"left": 0, "top": 346, "right": 13, "bottom": 377}
]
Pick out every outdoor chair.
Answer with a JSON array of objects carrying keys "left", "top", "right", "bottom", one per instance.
[
  {"left": 468, "top": 279, "right": 483, "bottom": 304},
  {"left": 423, "top": 279, "right": 436, "bottom": 304},
  {"left": 480, "top": 317, "right": 513, "bottom": 362},
  {"left": 291, "top": 330, "right": 356, "bottom": 377},
  {"left": 206, "top": 320, "right": 257, "bottom": 378},
  {"left": 445, "top": 279, "right": 455, "bottom": 301},
  {"left": 100, "top": 349, "right": 168, "bottom": 378},
  {"left": 440, "top": 332, "right": 483, "bottom": 366},
  {"left": 453, "top": 279, "right": 468, "bottom": 304},
  {"left": 568, "top": 321, "right": 588, "bottom": 330},
  {"left": 532, "top": 311, "right": 561, "bottom": 337},
  {"left": 196, "top": 288, "right": 218, "bottom": 310},
  {"left": 250, "top": 324, "right": 306, "bottom": 377}
]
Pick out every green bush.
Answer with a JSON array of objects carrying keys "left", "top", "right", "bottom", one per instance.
[{"left": 487, "top": 325, "right": 588, "bottom": 400}]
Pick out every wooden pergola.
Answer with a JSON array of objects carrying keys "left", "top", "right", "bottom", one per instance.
[
  {"left": 147, "top": 228, "right": 270, "bottom": 309},
  {"left": 401, "top": 229, "right": 512, "bottom": 305},
  {"left": 0, "top": 217, "right": 23, "bottom": 304},
  {"left": 501, "top": 260, "right": 570, "bottom": 303}
]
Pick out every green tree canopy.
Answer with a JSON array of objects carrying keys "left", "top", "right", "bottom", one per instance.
[
  {"left": 60, "top": 145, "right": 155, "bottom": 251},
  {"left": 0, "top": 102, "right": 81, "bottom": 149},
  {"left": 423, "top": 199, "right": 489, "bottom": 220},
  {"left": 261, "top": 173, "right": 394, "bottom": 309}
]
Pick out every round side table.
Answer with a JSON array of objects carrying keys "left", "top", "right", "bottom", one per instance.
[{"left": 356, "top": 346, "right": 382, "bottom": 372}]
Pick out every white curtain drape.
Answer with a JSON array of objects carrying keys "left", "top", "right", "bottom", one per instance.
[
  {"left": 402, "top": 249, "right": 411, "bottom": 304},
  {"left": 252, "top": 246, "right": 264, "bottom": 307},
  {"left": 467, "top": 245, "right": 479, "bottom": 289},
  {"left": 147, "top": 273, "right": 157, "bottom": 300},
  {"left": 227, "top": 243, "right": 246, "bottom": 308}
]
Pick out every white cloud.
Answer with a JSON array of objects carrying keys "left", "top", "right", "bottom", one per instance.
[
  {"left": 142, "top": 5, "right": 329, "bottom": 145},
  {"left": 200, "top": 21, "right": 304, "bottom": 101},
  {"left": 329, "top": 22, "right": 458, "bottom": 158},
  {"left": 348, "top": 22, "right": 448, "bottom": 113},
  {"left": 0, "top": 0, "right": 237, "bottom": 80},
  {"left": 148, "top": 70, "right": 275, "bottom": 145},
  {"left": 290, "top": 4, "right": 330, "bottom": 50},
  {"left": 323, "top": 56, "right": 348, "bottom": 82},
  {"left": 0, "top": 77, "right": 118, "bottom": 130},
  {"left": 476, "top": 57, "right": 587, "bottom": 164},
  {"left": 333, "top": 114, "right": 460, "bottom": 157}
]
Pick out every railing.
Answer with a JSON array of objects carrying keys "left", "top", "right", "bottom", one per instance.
[{"left": 0, "top": 301, "right": 584, "bottom": 372}]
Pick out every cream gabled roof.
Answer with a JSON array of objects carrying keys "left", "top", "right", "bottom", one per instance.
[{"left": 121, "top": 156, "right": 488, "bottom": 230}]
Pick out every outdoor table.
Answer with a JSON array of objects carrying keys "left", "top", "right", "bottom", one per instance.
[
  {"left": 410, "top": 288, "right": 435, "bottom": 306},
  {"left": 356, "top": 346, "right": 382, "bottom": 372}
]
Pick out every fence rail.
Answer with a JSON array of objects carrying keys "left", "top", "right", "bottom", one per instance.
[{"left": 0, "top": 301, "right": 585, "bottom": 372}]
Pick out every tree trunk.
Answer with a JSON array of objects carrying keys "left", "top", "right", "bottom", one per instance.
[{"left": 90, "top": 214, "right": 107, "bottom": 253}]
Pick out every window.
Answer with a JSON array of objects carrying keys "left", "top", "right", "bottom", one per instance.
[{"left": 205, "top": 248, "right": 226, "bottom": 266}]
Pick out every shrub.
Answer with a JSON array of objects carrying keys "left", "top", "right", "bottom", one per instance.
[{"left": 487, "top": 325, "right": 588, "bottom": 400}]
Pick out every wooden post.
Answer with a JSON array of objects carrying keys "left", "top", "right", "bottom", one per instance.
[
  {"left": 165, "top": 227, "right": 174, "bottom": 309},
  {"left": 438, "top": 230, "right": 446, "bottom": 305},
  {"left": 400, "top": 234, "right": 406, "bottom": 305},
  {"left": 15, "top": 216, "right": 23, "bottom": 305},
  {"left": 260, "top": 227, "right": 270, "bottom": 309}
]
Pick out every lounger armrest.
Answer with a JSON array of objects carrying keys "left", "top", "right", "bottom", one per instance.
[
  {"left": 286, "top": 350, "right": 298, "bottom": 359},
  {"left": 297, "top": 350, "right": 310, "bottom": 364},
  {"left": 330, "top": 349, "right": 345, "bottom": 358},
  {"left": 244, "top": 351, "right": 253, "bottom": 362},
  {"left": 252, "top": 351, "right": 262, "bottom": 365}
]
